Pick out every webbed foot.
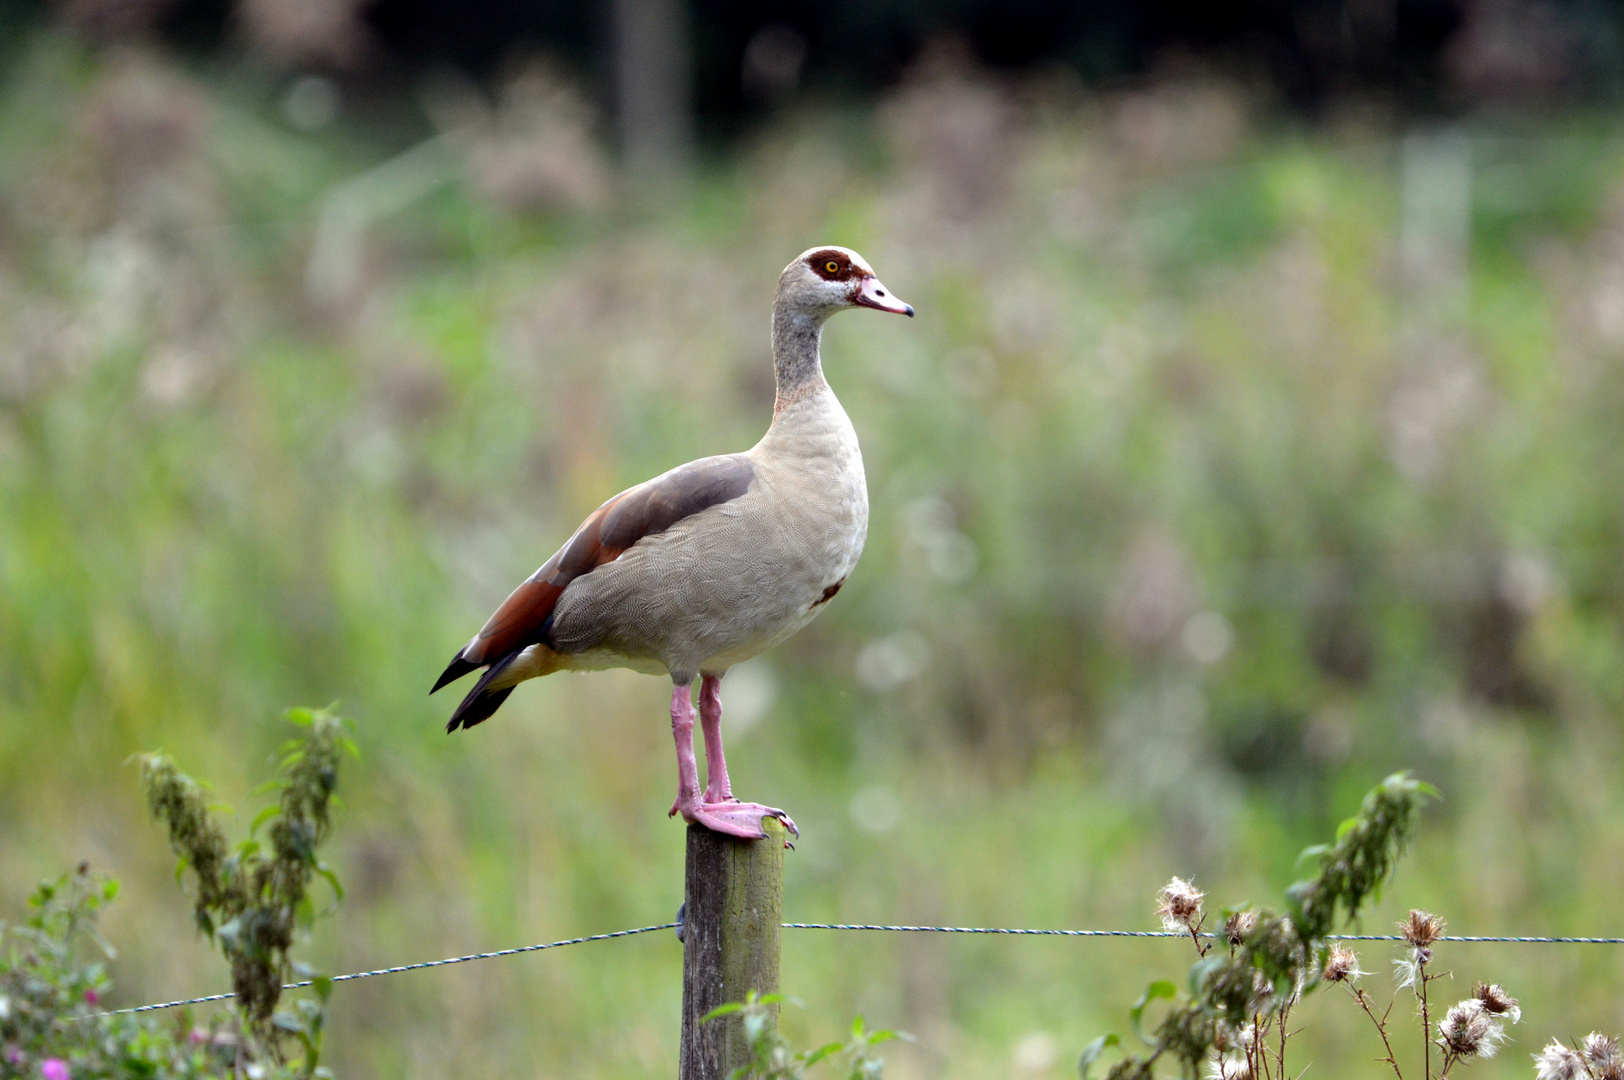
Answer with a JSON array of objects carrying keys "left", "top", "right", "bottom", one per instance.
[{"left": 669, "top": 796, "right": 798, "bottom": 845}]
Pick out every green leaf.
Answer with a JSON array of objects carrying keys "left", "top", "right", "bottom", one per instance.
[
  {"left": 316, "top": 864, "right": 345, "bottom": 904},
  {"left": 1189, "top": 954, "right": 1230, "bottom": 1000},
  {"left": 102, "top": 879, "right": 120, "bottom": 902},
  {"left": 701, "top": 1002, "right": 746, "bottom": 1022},
  {"left": 312, "top": 974, "right": 334, "bottom": 1004},
  {"left": 236, "top": 839, "right": 260, "bottom": 860},
  {"left": 1078, "top": 1034, "right": 1121, "bottom": 1079},
  {"left": 803, "top": 1042, "right": 846, "bottom": 1066},
  {"left": 1129, "top": 980, "right": 1177, "bottom": 1045},
  {"left": 1294, "top": 843, "right": 1330, "bottom": 869},
  {"left": 250, "top": 806, "right": 280, "bottom": 838}
]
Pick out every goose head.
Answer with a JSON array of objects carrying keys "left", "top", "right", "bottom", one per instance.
[{"left": 778, "top": 246, "right": 914, "bottom": 320}]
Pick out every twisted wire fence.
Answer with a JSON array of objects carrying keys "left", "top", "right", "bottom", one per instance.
[{"left": 101, "top": 920, "right": 1624, "bottom": 1017}]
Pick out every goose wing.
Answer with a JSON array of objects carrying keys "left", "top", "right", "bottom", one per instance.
[{"left": 434, "top": 453, "right": 755, "bottom": 728}]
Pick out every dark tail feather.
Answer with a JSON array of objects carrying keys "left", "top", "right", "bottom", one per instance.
[
  {"left": 432, "top": 651, "right": 479, "bottom": 694},
  {"left": 447, "top": 686, "right": 514, "bottom": 732},
  {"left": 445, "top": 653, "right": 519, "bottom": 732}
]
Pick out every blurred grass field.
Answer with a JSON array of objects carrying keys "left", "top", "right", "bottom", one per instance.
[{"left": 4, "top": 35, "right": 1624, "bottom": 1078}]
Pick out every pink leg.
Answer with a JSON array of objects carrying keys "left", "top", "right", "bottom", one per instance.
[
  {"left": 667, "top": 676, "right": 797, "bottom": 843},
  {"left": 668, "top": 683, "right": 702, "bottom": 812},
  {"left": 699, "top": 674, "right": 733, "bottom": 802}
]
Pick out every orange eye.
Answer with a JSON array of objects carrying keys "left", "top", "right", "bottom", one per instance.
[{"left": 825, "top": 261, "right": 840, "bottom": 274}]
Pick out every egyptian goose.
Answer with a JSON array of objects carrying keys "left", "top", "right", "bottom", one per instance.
[{"left": 432, "top": 246, "right": 913, "bottom": 840}]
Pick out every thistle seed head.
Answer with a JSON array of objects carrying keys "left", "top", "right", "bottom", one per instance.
[
  {"left": 1535, "top": 1041, "right": 1589, "bottom": 1080},
  {"left": 1156, "top": 877, "right": 1205, "bottom": 934},
  {"left": 1393, "top": 954, "right": 1421, "bottom": 990},
  {"left": 1583, "top": 1033, "right": 1624, "bottom": 1079},
  {"left": 1207, "top": 1054, "right": 1254, "bottom": 1080},
  {"left": 1399, "top": 909, "right": 1445, "bottom": 948},
  {"left": 1436, "top": 999, "right": 1505, "bottom": 1059},
  {"left": 1212, "top": 1020, "right": 1258, "bottom": 1054},
  {"left": 1323, "top": 942, "right": 1364, "bottom": 983},
  {"left": 1471, "top": 982, "right": 1520, "bottom": 1024},
  {"left": 1224, "top": 909, "right": 1258, "bottom": 948}
]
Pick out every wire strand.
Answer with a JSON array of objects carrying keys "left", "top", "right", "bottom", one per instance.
[
  {"left": 783, "top": 923, "right": 1624, "bottom": 944},
  {"left": 99, "top": 921, "right": 1624, "bottom": 1016},
  {"left": 102, "top": 923, "right": 679, "bottom": 1016}
]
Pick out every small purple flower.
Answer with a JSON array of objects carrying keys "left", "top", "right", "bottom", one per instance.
[
  {"left": 82, "top": 988, "right": 99, "bottom": 1006},
  {"left": 5, "top": 1048, "right": 24, "bottom": 1068},
  {"left": 42, "top": 1057, "right": 70, "bottom": 1080}
]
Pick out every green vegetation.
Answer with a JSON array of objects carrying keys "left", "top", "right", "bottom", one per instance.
[
  {"left": 138, "top": 707, "right": 352, "bottom": 1062},
  {"left": 1083, "top": 772, "right": 1442, "bottom": 1078},
  {"left": 703, "top": 993, "right": 901, "bottom": 1080},
  {"left": 2, "top": 711, "right": 349, "bottom": 1080},
  {"left": 3, "top": 31, "right": 1624, "bottom": 1078}
]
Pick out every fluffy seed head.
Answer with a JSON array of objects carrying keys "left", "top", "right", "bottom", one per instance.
[
  {"left": 1156, "top": 877, "right": 1205, "bottom": 934},
  {"left": 1207, "top": 1054, "right": 1254, "bottom": 1080},
  {"left": 1535, "top": 1041, "right": 1588, "bottom": 1080},
  {"left": 1323, "top": 942, "right": 1364, "bottom": 983},
  {"left": 1471, "top": 982, "right": 1520, "bottom": 1024},
  {"left": 1399, "top": 909, "right": 1445, "bottom": 948},
  {"left": 1224, "top": 909, "right": 1257, "bottom": 947},
  {"left": 1393, "top": 953, "right": 1422, "bottom": 990},
  {"left": 1583, "top": 1033, "right": 1624, "bottom": 1080},
  {"left": 1437, "top": 999, "right": 1504, "bottom": 1059}
]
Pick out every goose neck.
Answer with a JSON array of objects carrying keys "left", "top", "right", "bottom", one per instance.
[{"left": 771, "top": 303, "right": 829, "bottom": 413}]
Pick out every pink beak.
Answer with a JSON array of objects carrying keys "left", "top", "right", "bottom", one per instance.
[{"left": 854, "top": 275, "right": 914, "bottom": 317}]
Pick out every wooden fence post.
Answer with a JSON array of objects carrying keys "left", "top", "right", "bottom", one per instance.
[{"left": 680, "top": 818, "right": 787, "bottom": 1079}]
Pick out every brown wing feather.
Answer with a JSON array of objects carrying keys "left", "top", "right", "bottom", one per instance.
[{"left": 435, "top": 454, "right": 755, "bottom": 696}]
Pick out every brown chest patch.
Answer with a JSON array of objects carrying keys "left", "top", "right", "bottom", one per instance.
[{"left": 811, "top": 578, "right": 845, "bottom": 609}]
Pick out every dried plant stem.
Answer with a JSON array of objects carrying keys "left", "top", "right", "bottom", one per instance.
[
  {"left": 1188, "top": 916, "right": 1210, "bottom": 958},
  {"left": 1349, "top": 985, "right": 1404, "bottom": 1080},
  {"left": 1277, "top": 1000, "right": 1291, "bottom": 1080},
  {"left": 1418, "top": 959, "right": 1432, "bottom": 1080}
]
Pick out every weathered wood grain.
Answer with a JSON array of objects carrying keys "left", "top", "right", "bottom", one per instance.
[{"left": 679, "top": 819, "right": 786, "bottom": 1079}]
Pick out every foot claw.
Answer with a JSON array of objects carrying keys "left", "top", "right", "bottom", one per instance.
[{"left": 676, "top": 799, "right": 798, "bottom": 845}]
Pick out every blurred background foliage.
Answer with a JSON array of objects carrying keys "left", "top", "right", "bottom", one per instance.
[{"left": 5, "top": 0, "right": 1624, "bottom": 1075}]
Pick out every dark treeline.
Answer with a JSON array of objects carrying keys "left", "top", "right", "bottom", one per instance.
[{"left": 8, "top": 0, "right": 1624, "bottom": 133}]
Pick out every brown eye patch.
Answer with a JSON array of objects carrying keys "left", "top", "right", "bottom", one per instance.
[{"left": 807, "top": 249, "right": 857, "bottom": 281}]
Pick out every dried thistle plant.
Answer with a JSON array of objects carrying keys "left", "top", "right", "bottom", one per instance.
[
  {"left": 1156, "top": 877, "right": 1208, "bottom": 955},
  {"left": 1073, "top": 770, "right": 1612, "bottom": 1080},
  {"left": 1322, "top": 942, "right": 1364, "bottom": 984},
  {"left": 1536, "top": 1033, "right": 1624, "bottom": 1080},
  {"left": 1222, "top": 909, "right": 1257, "bottom": 950},
  {"left": 1080, "top": 772, "right": 1439, "bottom": 1080}
]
